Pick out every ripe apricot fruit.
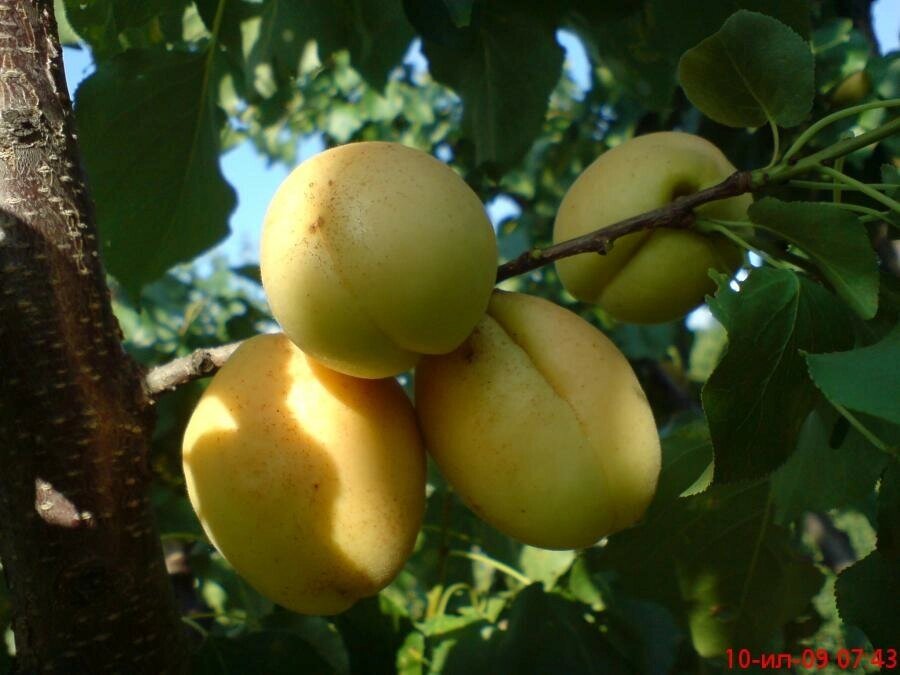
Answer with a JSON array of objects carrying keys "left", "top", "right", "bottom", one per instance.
[
  {"left": 260, "top": 141, "right": 497, "bottom": 378},
  {"left": 415, "top": 292, "right": 661, "bottom": 550},
  {"left": 553, "top": 132, "right": 752, "bottom": 323},
  {"left": 182, "top": 333, "right": 426, "bottom": 615}
]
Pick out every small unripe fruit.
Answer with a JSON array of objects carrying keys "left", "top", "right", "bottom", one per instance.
[
  {"left": 415, "top": 292, "right": 661, "bottom": 550},
  {"left": 553, "top": 132, "right": 751, "bottom": 323},
  {"left": 182, "top": 334, "right": 426, "bottom": 615},
  {"left": 260, "top": 141, "right": 497, "bottom": 378},
  {"left": 830, "top": 70, "right": 871, "bottom": 107}
]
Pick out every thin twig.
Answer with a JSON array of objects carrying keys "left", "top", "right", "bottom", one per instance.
[
  {"left": 145, "top": 342, "right": 242, "bottom": 398},
  {"left": 496, "top": 171, "right": 753, "bottom": 282}
]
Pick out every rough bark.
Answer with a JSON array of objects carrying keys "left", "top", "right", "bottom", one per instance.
[{"left": 0, "top": 1, "right": 187, "bottom": 672}]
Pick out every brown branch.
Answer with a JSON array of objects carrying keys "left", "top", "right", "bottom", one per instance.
[
  {"left": 147, "top": 170, "right": 754, "bottom": 397},
  {"left": 145, "top": 342, "right": 242, "bottom": 397},
  {"left": 496, "top": 170, "right": 753, "bottom": 282}
]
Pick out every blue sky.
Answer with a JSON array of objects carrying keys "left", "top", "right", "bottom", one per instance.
[{"left": 61, "top": 3, "right": 900, "bottom": 269}]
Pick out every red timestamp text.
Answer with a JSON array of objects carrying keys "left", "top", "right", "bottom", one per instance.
[{"left": 725, "top": 647, "right": 898, "bottom": 670}]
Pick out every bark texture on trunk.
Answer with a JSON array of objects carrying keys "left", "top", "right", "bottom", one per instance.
[{"left": 0, "top": 1, "right": 187, "bottom": 671}]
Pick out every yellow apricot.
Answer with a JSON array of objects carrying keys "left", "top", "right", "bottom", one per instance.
[
  {"left": 553, "top": 132, "right": 752, "bottom": 323},
  {"left": 260, "top": 141, "right": 497, "bottom": 378},
  {"left": 182, "top": 333, "right": 426, "bottom": 615},
  {"left": 415, "top": 292, "right": 661, "bottom": 550}
]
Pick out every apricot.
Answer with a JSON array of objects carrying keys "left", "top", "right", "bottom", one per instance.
[
  {"left": 260, "top": 141, "right": 497, "bottom": 378},
  {"left": 415, "top": 292, "right": 661, "bottom": 550},
  {"left": 182, "top": 334, "right": 426, "bottom": 615},
  {"left": 553, "top": 132, "right": 752, "bottom": 323}
]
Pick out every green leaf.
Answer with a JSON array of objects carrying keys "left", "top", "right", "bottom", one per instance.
[
  {"left": 835, "top": 551, "right": 900, "bottom": 648},
  {"left": 64, "top": 0, "right": 189, "bottom": 57},
  {"left": 113, "top": 0, "right": 188, "bottom": 30},
  {"left": 592, "top": 481, "right": 823, "bottom": 657},
  {"left": 573, "top": 0, "right": 810, "bottom": 112},
  {"left": 870, "top": 52, "right": 900, "bottom": 101},
  {"left": 805, "top": 325, "right": 900, "bottom": 425},
  {"left": 55, "top": 0, "right": 83, "bottom": 46},
  {"left": 423, "top": 1, "right": 564, "bottom": 169},
  {"left": 603, "top": 596, "right": 683, "bottom": 675},
  {"left": 75, "top": 50, "right": 236, "bottom": 296},
  {"left": 397, "top": 630, "right": 426, "bottom": 675},
  {"left": 298, "top": 0, "right": 413, "bottom": 91},
  {"left": 678, "top": 10, "right": 814, "bottom": 128},
  {"left": 335, "top": 596, "right": 413, "bottom": 675},
  {"left": 246, "top": 0, "right": 308, "bottom": 84},
  {"left": 64, "top": 0, "right": 118, "bottom": 57},
  {"left": 884, "top": 163, "right": 900, "bottom": 198},
  {"left": 771, "top": 408, "right": 888, "bottom": 524},
  {"left": 438, "top": 585, "right": 630, "bottom": 674},
  {"left": 517, "top": 547, "right": 575, "bottom": 590},
  {"left": 443, "top": 0, "right": 474, "bottom": 27},
  {"left": 653, "top": 417, "right": 714, "bottom": 504},
  {"left": 191, "top": 631, "right": 335, "bottom": 674},
  {"left": 336, "top": 0, "right": 414, "bottom": 90},
  {"left": 702, "top": 268, "right": 853, "bottom": 481},
  {"left": 189, "top": 547, "right": 275, "bottom": 622},
  {"left": 747, "top": 199, "right": 879, "bottom": 318},
  {"left": 878, "top": 462, "right": 900, "bottom": 561},
  {"left": 261, "top": 610, "right": 351, "bottom": 674}
]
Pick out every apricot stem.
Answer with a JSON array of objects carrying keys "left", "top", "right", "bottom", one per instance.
[
  {"left": 449, "top": 550, "right": 532, "bottom": 586},
  {"left": 817, "top": 165, "right": 900, "bottom": 217},
  {"left": 782, "top": 98, "right": 900, "bottom": 163}
]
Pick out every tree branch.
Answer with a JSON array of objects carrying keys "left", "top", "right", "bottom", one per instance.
[
  {"left": 0, "top": 1, "right": 187, "bottom": 669},
  {"left": 145, "top": 342, "right": 242, "bottom": 397},
  {"left": 147, "top": 171, "right": 755, "bottom": 395},
  {"left": 496, "top": 170, "right": 753, "bottom": 281}
]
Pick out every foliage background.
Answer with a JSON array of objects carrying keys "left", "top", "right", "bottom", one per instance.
[{"left": 2, "top": 0, "right": 898, "bottom": 672}]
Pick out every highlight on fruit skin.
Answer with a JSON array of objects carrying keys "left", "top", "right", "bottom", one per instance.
[
  {"left": 553, "top": 131, "right": 752, "bottom": 324},
  {"left": 415, "top": 291, "right": 661, "bottom": 550},
  {"left": 260, "top": 141, "right": 498, "bottom": 379},
  {"left": 182, "top": 333, "right": 426, "bottom": 615}
]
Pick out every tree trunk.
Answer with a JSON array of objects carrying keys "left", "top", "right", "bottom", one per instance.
[{"left": 0, "top": 1, "right": 187, "bottom": 671}]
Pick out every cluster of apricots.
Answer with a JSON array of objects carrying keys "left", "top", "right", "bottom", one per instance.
[{"left": 182, "top": 134, "right": 750, "bottom": 614}]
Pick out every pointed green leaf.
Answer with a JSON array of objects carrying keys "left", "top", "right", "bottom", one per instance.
[
  {"left": 805, "top": 325, "right": 900, "bottom": 425},
  {"left": 651, "top": 418, "right": 714, "bottom": 505},
  {"left": 191, "top": 631, "right": 334, "bottom": 674},
  {"left": 316, "top": 0, "right": 414, "bottom": 91},
  {"left": 439, "top": 585, "right": 630, "bottom": 674},
  {"left": 771, "top": 408, "right": 888, "bottom": 523},
  {"left": 198, "top": 0, "right": 412, "bottom": 92},
  {"left": 335, "top": 596, "right": 412, "bottom": 675},
  {"left": 76, "top": 50, "right": 236, "bottom": 296},
  {"left": 678, "top": 10, "right": 814, "bottom": 128},
  {"left": 702, "top": 268, "right": 853, "bottom": 481},
  {"left": 878, "top": 462, "right": 900, "bottom": 561},
  {"left": 592, "top": 480, "right": 823, "bottom": 656},
  {"left": 573, "top": 0, "right": 810, "bottom": 112},
  {"left": 423, "top": 1, "right": 564, "bottom": 169},
  {"left": 748, "top": 198, "right": 879, "bottom": 318},
  {"left": 835, "top": 551, "right": 900, "bottom": 649}
]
